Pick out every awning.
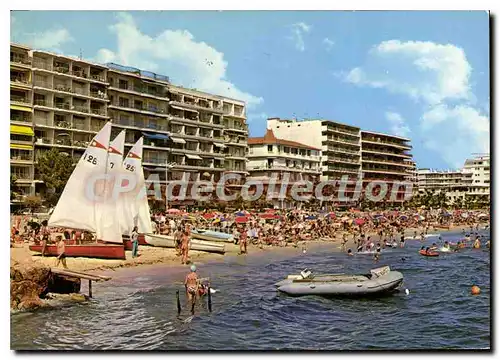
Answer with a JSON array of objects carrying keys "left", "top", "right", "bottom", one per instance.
[
  {"left": 10, "top": 105, "right": 33, "bottom": 113},
  {"left": 10, "top": 143, "right": 33, "bottom": 150},
  {"left": 142, "top": 132, "right": 170, "bottom": 140},
  {"left": 10, "top": 125, "right": 34, "bottom": 136},
  {"left": 185, "top": 154, "right": 202, "bottom": 160},
  {"left": 170, "top": 137, "right": 186, "bottom": 144},
  {"left": 213, "top": 142, "right": 226, "bottom": 148}
]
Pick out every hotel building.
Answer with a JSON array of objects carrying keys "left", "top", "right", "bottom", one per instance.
[
  {"left": 9, "top": 43, "right": 248, "bottom": 207},
  {"left": 247, "top": 129, "right": 321, "bottom": 208},
  {"left": 10, "top": 43, "right": 35, "bottom": 202},
  {"left": 267, "top": 118, "right": 414, "bottom": 203}
]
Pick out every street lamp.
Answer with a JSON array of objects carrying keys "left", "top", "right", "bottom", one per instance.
[{"left": 165, "top": 161, "right": 176, "bottom": 211}]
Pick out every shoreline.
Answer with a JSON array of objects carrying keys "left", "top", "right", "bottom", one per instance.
[{"left": 10, "top": 223, "right": 475, "bottom": 277}]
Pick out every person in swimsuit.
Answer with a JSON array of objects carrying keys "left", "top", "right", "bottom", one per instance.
[
  {"left": 56, "top": 236, "right": 67, "bottom": 268},
  {"left": 239, "top": 226, "right": 248, "bottom": 255},
  {"left": 184, "top": 264, "right": 199, "bottom": 304}
]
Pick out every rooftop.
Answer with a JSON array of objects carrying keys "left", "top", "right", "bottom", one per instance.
[
  {"left": 248, "top": 129, "right": 321, "bottom": 151},
  {"left": 360, "top": 130, "right": 411, "bottom": 142}
]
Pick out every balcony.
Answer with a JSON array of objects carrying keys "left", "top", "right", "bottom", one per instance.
[
  {"left": 224, "top": 123, "right": 248, "bottom": 133},
  {"left": 362, "top": 167, "right": 409, "bottom": 176},
  {"left": 169, "top": 99, "right": 224, "bottom": 114},
  {"left": 10, "top": 76, "right": 31, "bottom": 88},
  {"left": 361, "top": 137, "right": 412, "bottom": 150},
  {"left": 324, "top": 136, "right": 360, "bottom": 146},
  {"left": 11, "top": 96, "right": 31, "bottom": 106},
  {"left": 361, "top": 148, "right": 412, "bottom": 159},
  {"left": 10, "top": 114, "right": 32, "bottom": 125},
  {"left": 32, "top": 60, "right": 53, "bottom": 71},
  {"left": 223, "top": 109, "right": 246, "bottom": 119},
  {"left": 10, "top": 154, "right": 33, "bottom": 163},
  {"left": 323, "top": 146, "right": 360, "bottom": 156},
  {"left": 324, "top": 166, "right": 360, "bottom": 174},
  {"left": 362, "top": 158, "right": 415, "bottom": 168},
  {"left": 109, "top": 101, "right": 168, "bottom": 117},
  {"left": 110, "top": 82, "right": 168, "bottom": 101},
  {"left": 10, "top": 54, "right": 32, "bottom": 68},
  {"left": 325, "top": 156, "right": 360, "bottom": 165},
  {"left": 323, "top": 125, "right": 360, "bottom": 138}
]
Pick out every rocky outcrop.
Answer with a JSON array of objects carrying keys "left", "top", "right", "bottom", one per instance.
[{"left": 10, "top": 262, "right": 82, "bottom": 311}]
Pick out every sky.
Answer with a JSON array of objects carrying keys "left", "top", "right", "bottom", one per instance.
[{"left": 10, "top": 10, "right": 490, "bottom": 170}]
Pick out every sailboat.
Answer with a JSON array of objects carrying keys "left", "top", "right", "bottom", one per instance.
[
  {"left": 120, "top": 137, "right": 152, "bottom": 250},
  {"left": 29, "top": 123, "right": 127, "bottom": 260}
]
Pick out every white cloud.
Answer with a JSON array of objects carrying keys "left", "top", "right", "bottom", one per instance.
[
  {"left": 17, "top": 28, "right": 73, "bottom": 52},
  {"left": 343, "top": 40, "right": 472, "bottom": 105},
  {"left": 95, "top": 12, "right": 262, "bottom": 108},
  {"left": 421, "top": 104, "right": 489, "bottom": 168},
  {"left": 289, "top": 22, "right": 311, "bottom": 52},
  {"left": 385, "top": 111, "right": 411, "bottom": 137},
  {"left": 323, "top": 37, "right": 335, "bottom": 51},
  {"left": 340, "top": 39, "right": 488, "bottom": 167}
]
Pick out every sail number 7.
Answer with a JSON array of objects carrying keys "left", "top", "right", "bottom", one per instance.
[{"left": 83, "top": 154, "right": 98, "bottom": 165}]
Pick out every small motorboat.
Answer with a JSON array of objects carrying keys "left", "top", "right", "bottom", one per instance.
[
  {"left": 191, "top": 229, "right": 234, "bottom": 243},
  {"left": 274, "top": 266, "right": 403, "bottom": 297},
  {"left": 144, "top": 234, "right": 225, "bottom": 254},
  {"left": 419, "top": 250, "right": 439, "bottom": 257}
]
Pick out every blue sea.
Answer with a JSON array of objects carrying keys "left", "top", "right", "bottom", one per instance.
[{"left": 11, "top": 230, "right": 490, "bottom": 350}]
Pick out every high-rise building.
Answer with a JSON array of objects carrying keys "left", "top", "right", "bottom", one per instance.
[
  {"left": 462, "top": 154, "right": 490, "bottom": 200},
  {"left": 9, "top": 43, "right": 249, "bottom": 207},
  {"left": 267, "top": 117, "right": 414, "bottom": 203},
  {"left": 10, "top": 43, "right": 35, "bottom": 203}
]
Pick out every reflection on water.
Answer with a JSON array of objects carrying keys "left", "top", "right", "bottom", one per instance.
[{"left": 11, "top": 231, "right": 490, "bottom": 350}]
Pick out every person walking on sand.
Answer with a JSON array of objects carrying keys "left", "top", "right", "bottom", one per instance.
[
  {"left": 131, "top": 226, "right": 139, "bottom": 258},
  {"left": 239, "top": 226, "right": 248, "bottom": 255},
  {"left": 181, "top": 227, "right": 190, "bottom": 265},
  {"left": 55, "top": 236, "right": 67, "bottom": 268}
]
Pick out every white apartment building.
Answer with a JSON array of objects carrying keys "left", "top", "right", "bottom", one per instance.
[
  {"left": 462, "top": 154, "right": 490, "bottom": 199},
  {"left": 247, "top": 129, "right": 321, "bottom": 208}
]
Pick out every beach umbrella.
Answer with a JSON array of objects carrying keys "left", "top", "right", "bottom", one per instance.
[
  {"left": 373, "top": 214, "right": 383, "bottom": 218},
  {"left": 478, "top": 214, "right": 489, "bottom": 219},
  {"left": 461, "top": 212, "right": 469, "bottom": 219},
  {"left": 235, "top": 216, "right": 248, "bottom": 223},
  {"left": 235, "top": 211, "right": 246, "bottom": 216},
  {"left": 203, "top": 213, "right": 216, "bottom": 219},
  {"left": 354, "top": 218, "right": 365, "bottom": 225},
  {"left": 167, "top": 208, "right": 181, "bottom": 214},
  {"left": 399, "top": 215, "right": 408, "bottom": 220},
  {"left": 305, "top": 215, "right": 317, "bottom": 220}
]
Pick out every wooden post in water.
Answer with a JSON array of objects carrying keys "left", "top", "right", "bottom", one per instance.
[
  {"left": 88, "top": 279, "right": 92, "bottom": 298},
  {"left": 176, "top": 290, "right": 181, "bottom": 315},
  {"left": 207, "top": 285, "right": 212, "bottom": 312}
]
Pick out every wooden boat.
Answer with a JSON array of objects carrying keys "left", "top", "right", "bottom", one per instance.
[
  {"left": 274, "top": 266, "right": 403, "bottom": 297},
  {"left": 191, "top": 229, "right": 234, "bottom": 243},
  {"left": 145, "top": 234, "right": 225, "bottom": 254},
  {"left": 29, "top": 243, "right": 126, "bottom": 260},
  {"left": 122, "top": 234, "right": 149, "bottom": 250}
]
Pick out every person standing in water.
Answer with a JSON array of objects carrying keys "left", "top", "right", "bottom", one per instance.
[
  {"left": 131, "top": 226, "right": 139, "bottom": 258},
  {"left": 239, "top": 226, "right": 248, "bottom": 255},
  {"left": 184, "top": 264, "right": 199, "bottom": 305}
]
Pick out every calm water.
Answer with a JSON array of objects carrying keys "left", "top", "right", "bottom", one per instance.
[{"left": 11, "top": 230, "right": 491, "bottom": 350}]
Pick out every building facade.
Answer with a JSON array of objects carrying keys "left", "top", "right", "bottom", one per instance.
[
  {"left": 267, "top": 117, "right": 414, "bottom": 203},
  {"left": 9, "top": 43, "right": 249, "bottom": 207},
  {"left": 10, "top": 44, "right": 35, "bottom": 202},
  {"left": 462, "top": 154, "right": 490, "bottom": 200},
  {"left": 247, "top": 129, "right": 321, "bottom": 208}
]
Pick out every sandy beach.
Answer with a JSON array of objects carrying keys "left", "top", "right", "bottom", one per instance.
[{"left": 10, "top": 224, "right": 472, "bottom": 276}]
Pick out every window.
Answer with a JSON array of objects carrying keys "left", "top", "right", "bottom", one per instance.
[
  {"left": 119, "top": 97, "right": 129, "bottom": 107},
  {"left": 118, "top": 79, "right": 128, "bottom": 90},
  {"left": 267, "top": 145, "right": 273, "bottom": 152}
]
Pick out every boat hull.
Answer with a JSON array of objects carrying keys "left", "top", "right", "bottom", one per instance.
[
  {"left": 191, "top": 230, "right": 234, "bottom": 243},
  {"left": 29, "top": 244, "right": 126, "bottom": 260},
  {"left": 275, "top": 271, "right": 404, "bottom": 297},
  {"left": 145, "top": 234, "right": 225, "bottom": 254},
  {"left": 122, "top": 234, "right": 149, "bottom": 250}
]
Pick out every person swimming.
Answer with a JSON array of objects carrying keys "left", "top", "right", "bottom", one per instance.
[
  {"left": 430, "top": 242, "right": 438, "bottom": 251},
  {"left": 443, "top": 241, "right": 450, "bottom": 250},
  {"left": 347, "top": 248, "right": 353, "bottom": 256},
  {"left": 473, "top": 236, "right": 481, "bottom": 249}
]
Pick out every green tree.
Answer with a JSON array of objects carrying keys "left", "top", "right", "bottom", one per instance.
[
  {"left": 10, "top": 174, "right": 19, "bottom": 201},
  {"left": 35, "top": 149, "right": 75, "bottom": 206},
  {"left": 24, "top": 195, "right": 42, "bottom": 213}
]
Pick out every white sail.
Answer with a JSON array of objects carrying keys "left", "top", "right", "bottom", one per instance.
[
  {"left": 48, "top": 122, "right": 112, "bottom": 231},
  {"left": 95, "top": 130, "right": 126, "bottom": 244},
  {"left": 121, "top": 137, "right": 152, "bottom": 235}
]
